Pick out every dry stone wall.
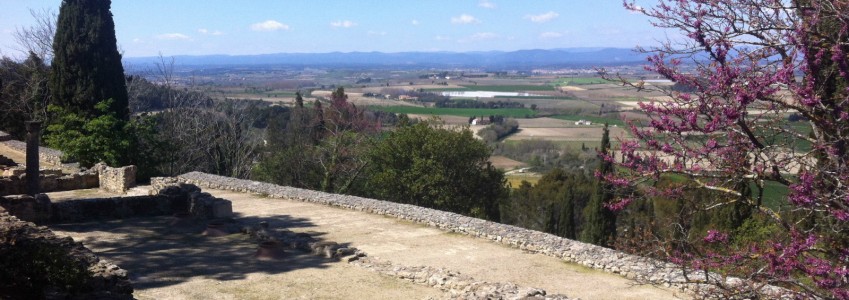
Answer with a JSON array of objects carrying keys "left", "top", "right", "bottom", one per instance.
[
  {"left": 175, "top": 172, "right": 792, "bottom": 298},
  {"left": 0, "top": 139, "right": 64, "bottom": 166}
]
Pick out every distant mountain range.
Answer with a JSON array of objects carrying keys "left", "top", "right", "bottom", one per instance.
[{"left": 123, "top": 48, "right": 647, "bottom": 69}]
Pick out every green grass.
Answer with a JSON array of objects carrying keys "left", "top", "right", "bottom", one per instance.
[
  {"left": 754, "top": 122, "right": 814, "bottom": 152},
  {"left": 552, "top": 77, "right": 611, "bottom": 86},
  {"left": 368, "top": 106, "right": 537, "bottom": 118},
  {"left": 551, "top": 114, "right": 626, "bottom": 126},
  {"left": 660, "top": 174, "right": 789, "bottom": 211},
  {"left": 754, "top": 180, "right": 790, "bottom": 211}
]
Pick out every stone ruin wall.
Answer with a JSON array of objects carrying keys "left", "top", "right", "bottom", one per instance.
[
  {"left": 0, "top": 207, "right": 133, "bottom": 299},
  {"left": 0, "top": 134, "right": 100, "bottom": 196},
  {"left": 0, "top": 182, "right": 232, "bottom": 224},
  {"left": 94, "top": 164, "right": 137, "bottom": 193},
  {"left": 0, "top": 169, "right": 99, "bottom": 196},
  {"left": 0, "top": 163, "right": 141, "bottom": 197},
  {"left": 173, "top": 171, "right": 790, "bottom": 298},
  {"left": 0, "top": 138, "right": 64, "bottom": 167},
  {"left": 0, "top": 132, "right": 144, "bottom": 196}
]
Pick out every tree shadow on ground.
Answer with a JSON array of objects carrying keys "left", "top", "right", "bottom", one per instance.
[{"left": 49, "top": 213, "right": 346, "bottom": 290}]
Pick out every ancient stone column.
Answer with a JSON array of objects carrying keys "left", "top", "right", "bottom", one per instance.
[{"left": 25, "top": 121, "right": 42, "bottom": 195}]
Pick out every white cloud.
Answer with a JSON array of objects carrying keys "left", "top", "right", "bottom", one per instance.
[
  {"left": 367, "top": 30, "right": 387, "bottom": 36},
  {"left": 478, "top": 0, "right": 496, "bottom": 9},
  {"left": 458, "top": 32, "right": 498, "bottom": 43},
  {"left": 526, "top": 11, "right": 559, "bottom": 23},
  {"left": 469, "top": 32, "right": 497, "bottom": 40},
  {"left": 434, "top": 35, "right": 451, "bottom": 41},
  {"left": 132, "top": 38, "right": 143, "bottom": 43},
  {"left": 251, "top": 20, "right": 289, "bottom": 31},
  {"left": 539, "top": 32, "right": 563, "bottom": 39},
  {"left": 451, "top": 14, "right": 480, "bottom": 24},
  {"left": 411, "top": 19, "right": 420, "bottom": 26},
  {"left": 156, "top": 33, "right": 190, "bottom": 40},
  {"left": 330, "top": 20, "right": 357, "bottom": 28},
  {"left": 198, "top": 28, "right": 223, "bottom": 35}
]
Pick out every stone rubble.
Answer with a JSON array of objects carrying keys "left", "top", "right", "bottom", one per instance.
[{"left": 352, "top": 256, "right": 573, "bottom": 300}]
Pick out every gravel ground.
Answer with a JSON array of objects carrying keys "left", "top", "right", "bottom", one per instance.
[{"left": 50, "top": 188, "right": 688, "bottom": 299}]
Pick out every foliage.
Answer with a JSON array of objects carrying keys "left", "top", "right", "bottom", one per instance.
[
  {"left": 43, "top": 99, "right": 163, "bottom": 180},
  {"left": 50, "top": 0, "right": 128, "bottom": 120},
  {"left": 0, "top": 53, "right": 50, "bottom": 139},
  {"left": 580, "top": 124, "right": 617, "bottom": 247},
  {"left": 150, "top": 99, "right": 261, "bottom": 179},
  {"left": 477, "top": 118, "right": 519, "bottom": 143},
  {"left": 501, "top": 168, "right": 593, "bottom": 239},
  {"left": 612, "top": 1, "right": 849, "bottom": 297},
  {"left": 492, "top": 140, "right": 598, "bottom": 173},
  {"left": 364, "top": 120, "right": 507, "bottom": 220},
  {"left": 254, "top": 87, "right": 378, "bottom": 193},
  {"left": 44, "top": 100, "right": 130, "bottom": 167}
]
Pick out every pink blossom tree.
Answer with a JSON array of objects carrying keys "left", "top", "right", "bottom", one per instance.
[{"left": 614, "top": 0, "right": 848, "bottom": 298}]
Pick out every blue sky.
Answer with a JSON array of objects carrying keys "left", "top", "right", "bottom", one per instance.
[{"left": 0, "top": 0, "right": 667, "bottom": 58}]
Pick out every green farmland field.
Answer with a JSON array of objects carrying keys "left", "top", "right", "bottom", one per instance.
[
  {"left": 369, "top": 106, "right": 537, "bottom": 118},
  {"left": 425, "top": 85, "right": 555, "bottom": 92}
]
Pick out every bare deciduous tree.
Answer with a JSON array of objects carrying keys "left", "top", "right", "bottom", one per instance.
[{"left": 13, "top": 8, "right": 56, "bottom": 62}]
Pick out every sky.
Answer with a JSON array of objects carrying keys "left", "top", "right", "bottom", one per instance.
[{"left": 0, "top": 0, "right": 668, "bottom": 58}]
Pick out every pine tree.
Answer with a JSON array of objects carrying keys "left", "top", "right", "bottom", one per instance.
[
  {"left": 50, "top": 0, "right": 128, "bottom": 120},
  {"left": 581, "top": 123, "right": 616, "bottom": 247}
]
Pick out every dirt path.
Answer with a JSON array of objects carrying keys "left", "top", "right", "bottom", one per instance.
[{"left": 51, "top": 189, "right": 689, "bottom": 299}]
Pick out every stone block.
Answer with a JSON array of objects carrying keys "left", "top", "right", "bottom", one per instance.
[
  {"left": 211, "top": 199, "right": 232, "bottom": 218},
  {"left": 99, "top": 165, "right": 137, "bottom": 193}
]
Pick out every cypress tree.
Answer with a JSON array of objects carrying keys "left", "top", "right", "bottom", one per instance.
[
  {"left": 558, "top": 183, "right": 576, "bottom": 239},
  {"left": 581, "top": 123, "right": 617, "bottom": 247},
  {"left": 50, "top": 0, "right": 128, "bottom": 120}
]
